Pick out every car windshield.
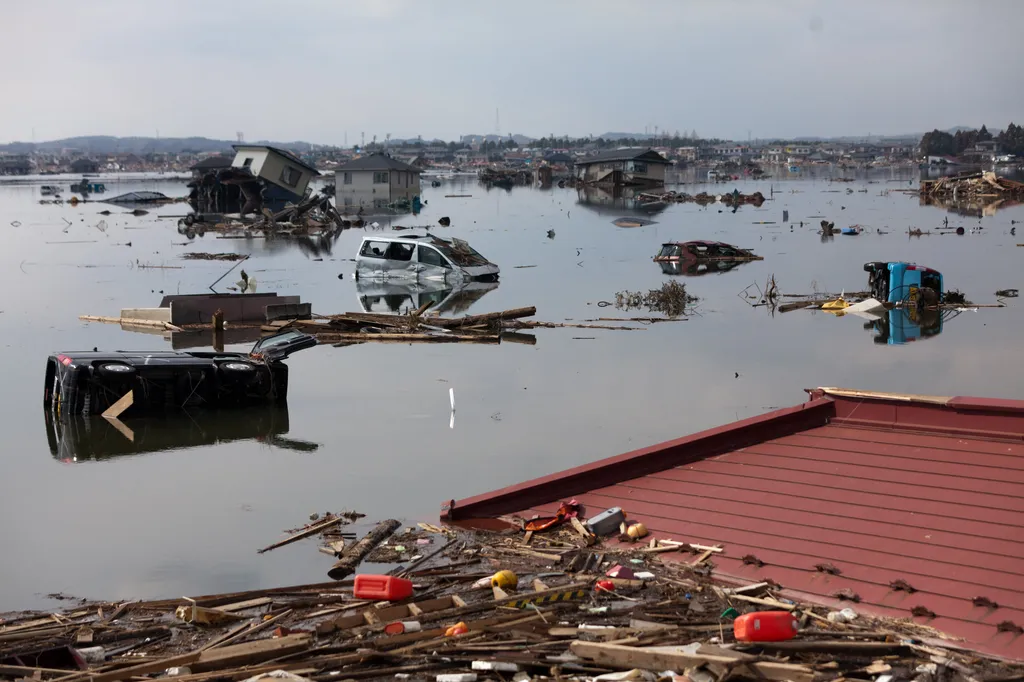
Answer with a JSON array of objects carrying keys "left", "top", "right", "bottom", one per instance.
[
  {"left": 658, "top": 244, "right": 682, "bottom": 258},
  {"left": 428, "top": 237, "right": 490, "bottom": 267},
  {"left": 254, "top": 330, "right": 306, "bottom": 351}
]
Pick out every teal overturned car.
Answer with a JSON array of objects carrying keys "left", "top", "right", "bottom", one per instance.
[
  {"left": 863, "top": 261, "right": 948, "bottom": 345},
  {"left": 864, "top": 261, "right": 943, "bottom": 307}
]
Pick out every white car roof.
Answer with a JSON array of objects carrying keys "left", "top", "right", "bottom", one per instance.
[{"left": 359, "top": 234, "right": 433, "bottom": 243}]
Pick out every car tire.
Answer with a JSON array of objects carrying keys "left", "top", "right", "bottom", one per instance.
[
  {"left": 97, "top": 363, "right": 136, "bottom": 378},
  {"left": 220, "top": 362, "right": 256, "bottom": 374}
]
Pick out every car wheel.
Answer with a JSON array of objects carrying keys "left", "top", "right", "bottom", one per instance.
[
  {"left": 97, "top": 363, "right": 135, "bottom": 378},
  {"left": 220, "top": 362, "right": 256, "bottom": 374}
]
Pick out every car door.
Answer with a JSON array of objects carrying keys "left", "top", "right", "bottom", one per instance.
[
  {"left": 250, "top": 330, "right": 317, "bottom": 362},
  {"left": 416, "top": 244, "right": 459, "bottom": 282},
  {"left": 356, "top": 239, "right": 393, "bottom": 278}
]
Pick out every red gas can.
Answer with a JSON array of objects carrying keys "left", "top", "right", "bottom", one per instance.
[
  {"left": 353, "top": 575, "right": 414, "bottom": 601},
  {"left": 733, "top": 611, "right": 799, "bottom": 642}
]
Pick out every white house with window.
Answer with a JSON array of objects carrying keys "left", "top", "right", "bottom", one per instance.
[
  {"left": 334, "top": 153, "right": 422, "bottom": 208},
  {"left": 230, "top": 144, "right": 320, "bottom": 202}
]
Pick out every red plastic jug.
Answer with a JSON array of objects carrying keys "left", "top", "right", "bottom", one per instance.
[
  {"left": 733, "top": 611, "right": 799, "bottom": 642},
  {"left": 354, "top": 575, "right": 414, "bottom": 601}
]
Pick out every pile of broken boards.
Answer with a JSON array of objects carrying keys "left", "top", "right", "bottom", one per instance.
[
  {"left": 637, "top": 191, "right": 766, "bottom": 208},
  {"left": 2, "top": 522, "right": 1020, "bottom": 682},
  {"left": 920, "top": 172, "right": 1024, "bottom": 201},
  {"left": 263, "top": 306, "right": 540, "bottom": 346},
  {"left": 179, "top": 192, "right": 347, "bottom": 239}
]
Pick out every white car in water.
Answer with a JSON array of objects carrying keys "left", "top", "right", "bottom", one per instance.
[{"left": 355, "top": 234, "right": 500, "bottom": 283}]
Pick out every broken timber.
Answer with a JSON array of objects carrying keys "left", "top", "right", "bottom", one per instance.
[{"left": 328, "top": 519, "right": 401, "bottom": 580}]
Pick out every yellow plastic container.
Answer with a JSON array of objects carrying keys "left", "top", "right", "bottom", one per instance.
[{"left": 490, "top": 570, "right": 518, "bottom": 589}]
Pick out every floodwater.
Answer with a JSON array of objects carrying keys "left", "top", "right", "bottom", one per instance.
[{"left": 1, "top": 168, "right": 1022, "bottom": 608}]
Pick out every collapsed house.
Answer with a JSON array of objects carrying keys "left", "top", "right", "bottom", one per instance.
[
  {"left": 573, "top": 148, "right": 673, "bottom": 187},
  {"left": 188, "top": 145, "right": 320, "bottom": 216}
]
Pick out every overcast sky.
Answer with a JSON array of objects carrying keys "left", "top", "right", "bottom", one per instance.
[{"left": 2, "top": 0, "right": 1022, "bottom": 145}]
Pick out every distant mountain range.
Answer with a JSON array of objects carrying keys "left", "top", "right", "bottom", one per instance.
[
  {"left": 0, "top": 126, "right": 995, "bottom": 156},
  {"left": 0, "top": 136, "right": 327, "bottom": 155},
  {"left": 459, "top": 134, "right": 535, "bottom": 145}
]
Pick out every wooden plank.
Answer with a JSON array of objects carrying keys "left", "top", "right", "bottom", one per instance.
[
  {"left": 257, "top": 516, "right": 346, "bottom": 554},
  {"left": 191, "top": 634, "right": 312, "bottom": 672},
  {"left": 750, "top": 640, "right": 909, "bottom": 655},
  {"left": 570, "top": 641, "right": 813, "bottom": 682},
  {"left": 60, "top": 651, "right": 202, "bottom": 682},
  {"left": 727, "top": 594, "right": 796, "bottom": 611},
  {"left": 102, "top": 390, "right": 133, "bottom": 419}
]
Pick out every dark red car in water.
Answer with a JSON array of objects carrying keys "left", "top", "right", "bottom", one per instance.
[{"left": 653, "top": 240, "right": 763, "bottom": 275}]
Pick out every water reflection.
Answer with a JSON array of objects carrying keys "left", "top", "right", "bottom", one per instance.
[
  {"left": 575, "top": 186, "right": 668, "bottom": 219},
  {"left": 658, "top": 259, "right": 756, "bottom": 276},
  {"left": 45, "top": 407, "right": 317, "bottom": 462},
  {"left": 862, "top": 307, "right": 948, "bottom": 345},
  {"left": 919, "top": 194, "right": 1023, "bottom": 218},
  {"left": 356, "top": 278, "right": 499, "bottom": 316}
]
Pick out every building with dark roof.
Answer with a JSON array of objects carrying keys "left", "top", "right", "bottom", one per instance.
[
  {"left": 189, "top": 155, "right": 233, "bottom": 179},
  {"left": 334, "top": 154, "right": 421, "bottom": 209},
  {"left": 574, "top": 148, "right": 671, "bottom": 186},
  {"left": 69, "top": 158, "right": 99, "bottom": 174}
]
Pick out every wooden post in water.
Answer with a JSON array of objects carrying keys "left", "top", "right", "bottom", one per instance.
[{"left": 212, "top": 309, "right": 224, "bottom": 352}]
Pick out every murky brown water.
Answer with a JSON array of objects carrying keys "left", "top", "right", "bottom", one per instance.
[{"left": 1, "top": 168, "right": 1021, "bottom": 608}]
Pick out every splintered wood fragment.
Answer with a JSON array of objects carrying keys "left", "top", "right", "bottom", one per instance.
[
  {"left": 690, "top": 548, "right": 716, "bottom": 565},
  {"left": 533, "top": 579, "right": 550, "bottom": 592},
  {"left": 729, "top": 594, "right": 796, "bottom": 611},
  {"left": 328, "top": 519, "right": 402, "bottom": 580},
  {"left": 523, "top": 530, "right": 533, "bottom": 545},
  {"left": 732, "top": 582, "right": 769, "bottom": 596},
  {"left": 257, "top": 515, "right": 346, "bottom": 554},
  {"left": 201, "top": 609, "right": 293, "bottom": 651},
  {"left": 570, "top": 517, "right": 595, "bottom": 545}
]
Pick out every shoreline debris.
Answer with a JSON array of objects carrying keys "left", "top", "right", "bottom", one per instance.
[{"left": 2, "top": 514, "right": 1021, "bottom": 681}]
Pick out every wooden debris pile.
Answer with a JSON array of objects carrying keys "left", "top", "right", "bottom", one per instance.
[
  {"left": 178, "top": 192, "right": 347, "bottom": 239},
  {"left": 267, "top": 306, "right": 540, "bottom": 345},
  {"left": 920, "top": 171, "right": 1024, "bottom": 200},
  {"left": 2, "top": 516, "right": 1020, "bottom": 682},
  {"left": 637, "top": 190, "right": 766, "bottom": 207},
  {"left": 180, "top": 252, "right": 248, "bottom": 261}
]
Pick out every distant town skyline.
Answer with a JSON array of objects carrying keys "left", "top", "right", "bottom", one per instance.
[{"left": 2, "top": 0, "right": 1022, "bottom": 146}]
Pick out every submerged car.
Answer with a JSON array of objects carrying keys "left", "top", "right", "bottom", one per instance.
[
  {"left": 44, "top": 330, "right": 316, "bottom": 417},
  {"left": 654, "top": 241, "right": 762, "bottom": 275},
  {"left": 355, "top": 234, "right": 499, "bottom": 282},
  {"left": 356, "top": 278, "right": 499, "bottom": 316},
  {"left": 864, "top": 261, "right": 943, "bottom": 306}
]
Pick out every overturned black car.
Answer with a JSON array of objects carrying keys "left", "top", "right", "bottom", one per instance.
[{"left": 44, "top": 331, "right": 316, "bottom": 417}]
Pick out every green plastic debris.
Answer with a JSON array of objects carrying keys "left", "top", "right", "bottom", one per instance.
[{"left": 720, "top": 607, "right": 740, "bottom": 620}]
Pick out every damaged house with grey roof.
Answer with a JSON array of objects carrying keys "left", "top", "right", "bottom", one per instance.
[
  {"left": 574, "top": 148, "right": 672, "bottom": 187},
  {"left": 334, "top": 153, "right": 422, "bottom": 209}
]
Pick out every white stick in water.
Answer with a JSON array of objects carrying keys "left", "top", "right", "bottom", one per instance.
[{"left": 449, "top": 387, "right": 455, "bottom": 412}]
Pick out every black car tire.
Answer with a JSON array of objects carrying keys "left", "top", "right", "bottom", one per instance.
[{"left": 97, "top": 363, "right": 136, "bottom": 378}]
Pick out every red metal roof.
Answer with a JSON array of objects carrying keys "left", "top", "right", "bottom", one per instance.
[{"left": 444, "top": 389, "right": 1024, "bottom": 660}]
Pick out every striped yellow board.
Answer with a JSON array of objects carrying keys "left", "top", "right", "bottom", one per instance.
[{"left": 511, "top": 589, "right": 587, "bottom": 609}]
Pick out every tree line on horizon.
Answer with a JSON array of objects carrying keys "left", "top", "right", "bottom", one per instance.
[{"left": 919, "top": 124, "right": 1024, "bottom": 157}]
